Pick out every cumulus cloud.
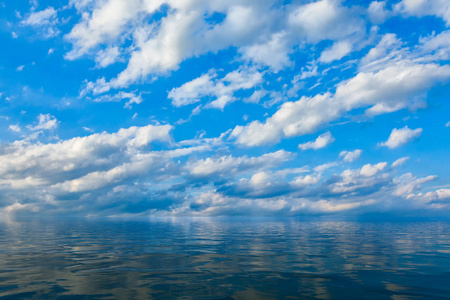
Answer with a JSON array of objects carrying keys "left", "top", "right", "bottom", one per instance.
[
  {"left": 64, "top": 0, "right": 144, "bottom": 60},
  {"left": 187, "top": 159, "right": 443, "bottom": 216},
  {"left": 379, "top": 126, "right": 423, "bottom": 149},
  {"left": 328, "top": 165, "right": 389, "bottom": 195},
  {"left": 314, "top": 162, "right": 339, "bottom": 173},
  {"left": 216, "top": 169, "right": 320, "bottom": 199},
  {"left": 218, "top": 171, "right": 292, "bottom": 199},
  {"left": 0, "top": 130, "right": 444, "bottom": 216},
  {"left": 92, "top": 91, "right": 143, "bottom": 108},
  {"left": 319, "top": 40, "right": 352, "bottom": 63},
  {"left": 168, "top": 67, "right": 263, "bottom": 109},
  {"left": 2, "top": 0, "right": 449, "bottom": 218},
  {"left": 392, "top": 172, "right": 436, "bottom": 197},
  {"left": 95, "top": 46, "right": 121, "bottom": 68},
  {"left": 185, "top": 150, "right": 292, "bottom": 179},
  {"left": 423, "top": 189, "right": 450, "bottom": 203},
  {"left": 169, "top": 73, "right": 215, "bottom": 107},
  {"left": 394, "top": 0, "right": 450, "bottom": 26},
  {"left": 419, "top": 30, "right": 450, "bottom": 62},
  {"left": 298, "top": 132, "right": 335, "bottom": 150},
  {"left": 339, "top": 149, "right": 362, "bottom": 162},
  {"left": 185, "top": 160, "right": 444, "bottom": 216},
  {"left": 368, "top": 1, "right": 389, "bottom": 24},
  {"left": 21, "top": 7, "right": 60, "bottom": 38},
  {"left": 228, "top": 30, "right": 450, "bottom": 147},
  {"left": 358, "top": 33, "right": 404, "bottom": 72},
  {"left": 0, "top": 124, "right": 209, "bottom": 215},
  {"left": 392, "top": 156, "right": 410, "bottom": 167},
  {"left": 231, "top": 93, "right": 339, "bottom": 146},
  {"left": 64, "top": 0, "right": 367, "bottom": 91},
  {"left": 336, "top": 64, "right": 449, "bottom": 115},
  {"left": 8, "top": 125, "right": 21, "bottom": 133},
  {"left": 0, "top": 124, "right": 173, "bottom": 187},
  {"left": 27, "top": 114, "right": 59, "bottom": 131},
  {"left": 56, "top": 0, "right": 450, "bottom": 98},
  {"left": 360, "top": 162, "right": 387, "bottom": 177},
  {"left": 231, "top": 61, "right": 450, "bottom": 146},
  {"left": 239, "top": 32, "right": 292, "bottom": 72},
  {"left": 288, "top": 0, "right": 365, "bottom": 43}
]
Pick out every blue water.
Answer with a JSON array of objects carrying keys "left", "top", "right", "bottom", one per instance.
[{"left": 0, "top": 218, "right": 449, "bottom": 299}]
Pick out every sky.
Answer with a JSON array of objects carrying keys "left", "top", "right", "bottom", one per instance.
[{"left": 0, "top": 0, "right": 449, "bottom": 218}]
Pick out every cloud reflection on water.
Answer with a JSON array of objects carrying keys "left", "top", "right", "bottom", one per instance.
[{"left": 0, "top": 218, "right": 449, "bottom": 299}]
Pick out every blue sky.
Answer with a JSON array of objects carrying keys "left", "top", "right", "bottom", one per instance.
[{"left": 0, "top": 0, "right": 449, "bottom": 217}]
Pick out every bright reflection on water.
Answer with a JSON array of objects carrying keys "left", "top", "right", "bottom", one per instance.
[{"left": 0, "top": 218, "right": 450, "bottom": 299}]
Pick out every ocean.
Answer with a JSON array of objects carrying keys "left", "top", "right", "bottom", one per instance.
[{"left": 1, "top": 217, "right": 449, "bottom": 299}]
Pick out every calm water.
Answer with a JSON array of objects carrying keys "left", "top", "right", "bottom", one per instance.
[{"left": 0, "top": 218, "right": 449, "bottom": 299}]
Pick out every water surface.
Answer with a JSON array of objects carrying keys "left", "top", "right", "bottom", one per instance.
[{"left": 1, "top": 218, "right": 449, "bottom": 299}]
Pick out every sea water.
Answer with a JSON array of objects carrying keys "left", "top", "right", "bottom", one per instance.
[{"left": 0, "top": 218, "right": 449, "bottom": 299}]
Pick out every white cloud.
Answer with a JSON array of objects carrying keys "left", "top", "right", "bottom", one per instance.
[
  {"left": 244, "top": 89, "right": 267, "bottom": 104},
  {"left": 424, "top": 189, "right": 450, "bottom": 202},
  {"left": 95, "top": 46, "right": 121, "bottom": 68},
  {"left": 298, "top": 132, "right": 335, "bottom": 150},
  {"left": 91, "top": 91, "right": 143, "bottom": 108},
  {"left": 446, "top": 121, "right": 450, "bottom": 127},
  {"left": 230, "top": 29, "right": 450, "bottom": 146},
  {"left": 292, "top": 174, "right": 320, "bottom": 186},
  {"left": 392, "top": 156, "right": 410, "bottom": 167},
  {"left": 182, "top": 158, "right": 447, "bottom": 216},
  {"left": 110, "top": 9, "right": 213, "bottom": 87},
  {"left": 394, "top": 0, "right": 450, "bottom": 26},
  {"left": 379, "top": 126, "right": 423, "bottom": 149},
  {"left": 231, "top": 93, "right": 340, "bottom": 146},
  {"left": 0, "top": 129, "right": 445, "bottom": 216},
  {"left": 339, "top": 149, "right": 362, "bottom": 162},
  {"left": 360, "top": 162, "right": 387, "bottom": 177},
  {"left": 239, "top": 32, "right": 292, "bottom": 72},
  {"left": 419, "top": 30, "right": 450, "bottom": 61},
  {"left": 8, "top": 125, "right": 21, "bottom": 133},
  {"left": 186, "top": 150, "right": 292, "bottom": 178},
  {"left": 328, "top": 164, "right": 389, "bottom": 194},
  {"left": 297, "top": 63, "right": 318, "bottom": 80},
  {"left": 361, "top": 31, "right": 450, "bottom": 72},
  {"left": 368, "top": 1, "right": 389, "bottom": 24},
  {"left": 232, "top": 61, "right": 450, "bottom": 147},
  {"left": 64, "top": 0, "right": 145, "bottom": 60},
  {"left": 306, "top": 199, "right": 376, "bottom": 213},
  {"left": 314, "top": 162, "right": 338, "bottom": 173},
  {"left": 359, "top": 33, "right": 404, "bottom": 72},
  {"left": 22, "top": 7, "right": 60, "bottom": 38},
  {"left": 16, "top": 65, "right": 25, "bottom": 71},
  {"left": 169, "top": 73, "right": 215, "bottom": 107},
  {"left": 27, "top": 114, "right": 59, "bottom": 131},
  {"left": 288, "top": 0, "right": 365, "bottom": 43},
  {"left": 65, "top": 0, "right": 367, "bottom": 90},
  {"left": 0, "top": 124, "right": 173, "bottom": 192},
  {"left": 168, "top": 67, "right": 263, "bottom": 110},
  {"left": 67, "top": 0, "right": 97, "bottom": 12},
  {"left": 22, "top": 7, "right": 57, "bottom": 26},
  {"left": 216, "top": 168, "right": 320, "bottom": 199},
  {"left": 336, "top": 63, "right": 449, "bottom": 115},
  {"left": 392, "top": 172, "right": 436, "bottom": 197},
  {"left": 3, "top": 0, "right": 450, "bottom": 218},
  {"left": 319, "top": 40, "right": 352, "bottom": 63},
  {"left": 80, "top": 77, "right": 111, "bottom": 95}
]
